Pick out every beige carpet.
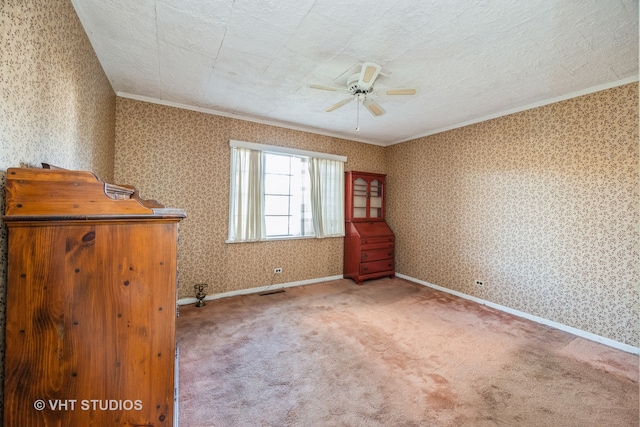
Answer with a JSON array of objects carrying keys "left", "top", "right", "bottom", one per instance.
[{"left": 177, "top": 278, "right": 639, "bottom": 426}]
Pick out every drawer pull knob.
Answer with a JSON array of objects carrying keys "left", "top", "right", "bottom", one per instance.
[
  {"left": 363, "top": 267, "right": 368, "bottom": 271},
  {"left": 388, "top": 252, "right": 392, "bottom": 256},
  {"left": 363, "top": 254, "right": 368, "bottom": 259}
]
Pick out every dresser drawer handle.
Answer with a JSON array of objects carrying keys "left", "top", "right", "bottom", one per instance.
[
  {"left": 363, "top": 253, "right": 368, "bottom": 259},
  {"left": 363, "top": 267, "right": 368, "bottom": 271},
  {"left": 388, "top": 252, "right": 393, "bottom": 257}
]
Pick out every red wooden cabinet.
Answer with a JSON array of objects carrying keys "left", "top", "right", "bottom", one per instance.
[
  {"left": 344, "top": 171, "right": 395, "bottom": 284},
  {"left": 344, "top": 171, "right": 386, "bottom": 221}
]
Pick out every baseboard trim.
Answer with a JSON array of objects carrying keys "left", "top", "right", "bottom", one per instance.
[
  {"left": 177, "top": 275, "right": 344, "bottom": 306},
  {"left": 396, "top": 273, "right": 640, "bottom": 355}
]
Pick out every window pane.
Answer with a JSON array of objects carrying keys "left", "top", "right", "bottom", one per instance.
[
  {"left": 301, "top": 218, "right": 314, "bottom": 236},
  {"left": 354, "top": 178, "right": 367, "bottom": 196},
  {"left": 370, "top": 179, "right": 382, "bottom": 196},
  {"left": 265, "top": 216, "right": 290, "bottom": 236},
  {"left": 264, "top": 153, "right": 291, "bottom": 174},
  {"left": 354, "top": 195, "right": 367, "bottom": 208},
  {"left": 265, "top": 195, "right": 290, "bottom": 215},
  {"left": 354, "top": 207, "right": 367, "bottom": 218},
  {"left": 265, "top": 174, "right": 291, "bottom": 195}
]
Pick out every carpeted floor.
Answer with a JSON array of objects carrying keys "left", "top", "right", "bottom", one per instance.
[{"left": 177, "top": 278, "right": 639, "bottom": 426}]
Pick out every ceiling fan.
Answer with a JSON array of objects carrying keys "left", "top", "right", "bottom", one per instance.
[{"left": 309, "top": 62, "right": 417, "bottom": 126}]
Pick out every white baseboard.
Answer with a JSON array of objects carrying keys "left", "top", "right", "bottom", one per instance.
[
  {"left": 177, "top": 275, "right": 344, "bottom": 306},
  {"left": 396, "top": 273, "right": 639, "bottom": 355}
]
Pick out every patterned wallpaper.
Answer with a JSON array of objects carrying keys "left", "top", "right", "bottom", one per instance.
[
  {"left": 115, "top": 98, "right": 386, "bottom": 300},
  {"left": 0, "top": 0, "right": 115, "bottom": 181},
  {"left": 386, "top": 83, "right": 639, "bottom": 347},
  {"left": 0, "top": 0, "right": 116, "bottom": 409}
]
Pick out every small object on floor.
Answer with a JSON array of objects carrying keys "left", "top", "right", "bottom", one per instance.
[{"left": 194, "top": 283, "right": 208, "bottom": 307}]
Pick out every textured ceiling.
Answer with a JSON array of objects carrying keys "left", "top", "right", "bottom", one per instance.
[{"left": 71, "top": 0, "right": 638, "bottom": 146}]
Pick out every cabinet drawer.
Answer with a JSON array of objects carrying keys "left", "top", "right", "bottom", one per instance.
[
  {"left": 360, "top": 259, "right": 394, "bottom": 275},
  {"left": 361, "top": 248, "right": 394, "bottom": 262},
  {"left": 361, "top": 237, "right": 394, "bottom": 251},
  {"left": 361, "top": 241, "right": 394, "bottom": 251},
  {"left": 361, "top": 237, "right": 394, "bottom": 245}
]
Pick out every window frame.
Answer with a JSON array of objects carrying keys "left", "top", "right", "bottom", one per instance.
[{"left": 226, "top": 140, "right": 347, "bottom": 243}]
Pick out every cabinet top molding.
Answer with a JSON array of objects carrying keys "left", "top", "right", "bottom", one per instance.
[{"left": 3, "top": 165, "right": 186, "bottom": 222}]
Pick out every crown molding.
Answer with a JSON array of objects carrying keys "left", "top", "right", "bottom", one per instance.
[
  {"left": 118, "top": 76, "right": 638, "bottom": 147},
  {"left": 116, "top": 92, "right": 386, "bottom": 146},
  {"left": 386, "top": 76, "right": 639, "bottom": 146}
]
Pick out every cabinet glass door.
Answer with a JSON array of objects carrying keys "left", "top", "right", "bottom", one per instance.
[
  {"left": 369, "top": 179, "right": 383, "bottom": 218},
  {"left": 353, "top": 177, "right": 368, "bottom": 218}
]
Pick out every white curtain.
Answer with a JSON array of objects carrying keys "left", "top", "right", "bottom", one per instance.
[
  {"left": 309, "top": 157, "right": 345, "bottom": 238},
  {"left": 227, "top": 147, "right": 266, "bottom": 242}
]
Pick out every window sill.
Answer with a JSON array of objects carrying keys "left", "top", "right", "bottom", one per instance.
[{"left": 225, "top": 234, "right": 344, "bottom": 244}]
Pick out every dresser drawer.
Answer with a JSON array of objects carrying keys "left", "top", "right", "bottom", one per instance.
[
  {"left": 360, "top": 259, "right": 394, "bottom": 275},
  {"left": 361, "top": 248, "right": 394, "bottom": 262}
]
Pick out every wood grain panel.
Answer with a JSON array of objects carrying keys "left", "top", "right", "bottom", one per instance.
[{"left": 4, "top": 222, "right": 178, "bottom": 426}]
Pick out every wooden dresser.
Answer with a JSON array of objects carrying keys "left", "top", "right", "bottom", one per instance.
[
  {"left": 2, "top": 165, "right": 186, "bottom": 426},
  {"left": 343, "top": 171, "right": 395, "bottom": 284}
]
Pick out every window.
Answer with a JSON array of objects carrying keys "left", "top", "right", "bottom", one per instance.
[
  {"left": 227, "top": 140, "right": 346, "bottom": 243},
  {"left": 263, "top": 153, "right": 313, "bottom": 238}
]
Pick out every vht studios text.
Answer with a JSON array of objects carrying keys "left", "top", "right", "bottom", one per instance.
[{"left": 34, "top": 399, "right": 143, "bottom": 411}]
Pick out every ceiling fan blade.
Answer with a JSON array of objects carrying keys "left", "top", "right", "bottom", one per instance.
[
  {"left": 310, "top": 84, "right": 340, "bottom": 91},
  {"left": 326, "top": 97, "right": 353, "bottom": 112},
  {"left": 386, "top": 88, "right": 417, "bottom": 96},
  {"left": 358, "top": 62, "right": 382, "bottom": 90},
  {"left": 363, "top": 98, "right": 386, "bottom": 117}
]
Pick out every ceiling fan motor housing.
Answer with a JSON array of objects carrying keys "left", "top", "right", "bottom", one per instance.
[{"left": 347, "top": 73, "right": 372, "bottom": 95}]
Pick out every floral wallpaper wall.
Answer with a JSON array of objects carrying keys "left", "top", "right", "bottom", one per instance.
[
  {"left": 0, "top": 7, "right": 636, "bottom": 407},
  {"left": 386, "top": 83, "right": 639, "bottom": 347},
  {"left": 115, "top": 98, "right": 386, "bottom": 300},
  {"left": 0, "top": 0, "right": 116, "bottom": 413}
]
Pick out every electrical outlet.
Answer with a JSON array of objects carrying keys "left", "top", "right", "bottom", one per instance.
[
  {"left": 274, "top": 268, "right": 282, "bottom": 274},
  {"left": 475, "top": 280, "right": 484, "bottom": 286}
]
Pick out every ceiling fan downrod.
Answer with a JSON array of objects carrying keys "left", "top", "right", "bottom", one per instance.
[{"left": 355, "top": 93, "right": 363, "bottom": 132}]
